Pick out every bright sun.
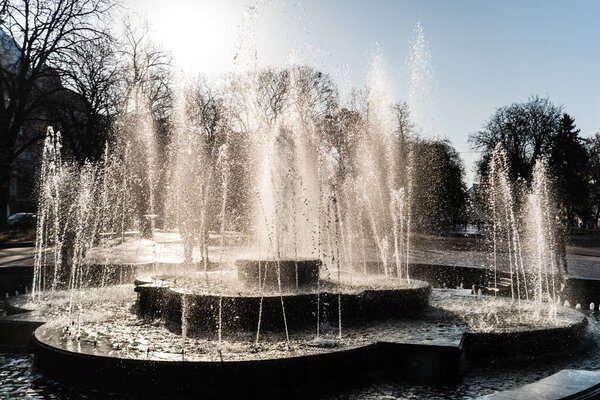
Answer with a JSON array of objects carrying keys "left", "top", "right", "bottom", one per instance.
[{"left": 125, "top": 0, "right": 246, "bottom": 76}]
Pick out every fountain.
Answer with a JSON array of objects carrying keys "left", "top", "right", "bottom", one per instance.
[
  {"left": 11, "top": 84, "right": 587, "bottom": 397},
  {"left": 487, "top": 144, "right": 563, "bottom": 311},
  {"left": 1, "top": 19, "right": 593, "bottom": 400}
]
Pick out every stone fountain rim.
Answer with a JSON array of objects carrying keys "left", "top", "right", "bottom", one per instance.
[
  {"left": 17, "top": 288, "right": 588, "bottom": 359},
  {"left": 134, "top": 276, "right": 431, "bottom": 299}
]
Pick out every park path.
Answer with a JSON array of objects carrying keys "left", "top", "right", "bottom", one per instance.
[{"left": 0, "top": 232, "right": 598, "bottom": 279}]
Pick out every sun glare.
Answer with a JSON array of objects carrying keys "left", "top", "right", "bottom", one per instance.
[{"left": 126, "top": 0, "right": 244, "bottom": 75}]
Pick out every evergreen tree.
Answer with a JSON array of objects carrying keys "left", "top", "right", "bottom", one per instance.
[
  {"left": 549, "top": 113, "right": 590, "bottom": 229},
  {"left": 587, "top": 133, "right": 600, "bottom": 229}
]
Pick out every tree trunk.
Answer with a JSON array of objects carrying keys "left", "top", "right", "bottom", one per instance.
[
  {"left": 0, "top": 150, "right": 12, "bottom": 228},
  {"left": 0, "top": 176, "right": 9, "bottom": 227}
]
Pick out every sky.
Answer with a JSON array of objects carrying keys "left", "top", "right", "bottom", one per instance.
[{"left": 123, "top": 0, "right": 600, "bottom": 185}]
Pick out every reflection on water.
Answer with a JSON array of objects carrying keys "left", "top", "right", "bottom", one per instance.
[{"left": 2, "top": 313, "right": 600, "bottom": 400}]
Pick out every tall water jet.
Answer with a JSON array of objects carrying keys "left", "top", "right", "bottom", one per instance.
[
  {"left": 488, "top": 143, "right": 527, "bottom": 301},
  {"left": 33, "top": 124, "right": 143, "bottom": 304},
  {"left": 488, "top": 144, "right": 563, "bottom": 314},
  {"left": 282, "top": 55, "right": 322, "bottom": 260},
  {"left": 233, "top": 63, "right": 323, "bottom": 260},
  {"left": 113, "top": 96, "right": 160, "bottom": 237},
  {"left": 33, "top": 128, "right": 100, "bottom": 298},
  {"left": 523, "top": 160, "right": 562, "bottom": 314},
  {"left": 33, "top": 128, "right": 64, "bottom": 298},
  {"left": 407, "top": 21, "right": 434, "bottom": 137},
  {"left": 348, "top": 49, "right": 413, "bottom": 280},
  {"left": 166, "top": 83, "right": 206, "bottom": 267}
]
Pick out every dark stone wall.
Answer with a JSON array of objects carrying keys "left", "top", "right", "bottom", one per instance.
[
  {"left": 462, "top": 316, "right": 588, "bottom": 360},
  {"left": 561, "top": 277, "right": 600, "bottom": 308},
  {"left": 32, "top": 330, "right": 462, "bottom": 397},
  {"left": 0, "top": 267, "right": 32, "bottom": 296},
  {"left": 135, "top": 283, "right": 431, "bottom": 334}
]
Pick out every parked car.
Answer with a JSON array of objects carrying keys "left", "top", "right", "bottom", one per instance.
[{"left": 6, "top": 213, "right": 37, "bottom": 229}]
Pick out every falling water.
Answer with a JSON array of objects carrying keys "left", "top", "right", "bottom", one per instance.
[
  {"left": 524, "top": 160, "right": 561, "bottom": 315},
  {"left": 166, "top": 83, "right": 205, "bottom": 267},
  {"left": 488, "top": 144, "right": 562, "bottom": 315},
  {"left": 29, "top": 16, "right": 570, "bottom": 358},
  {"left": 347, "top": 48, "right": 413, "bottom": 280},
  {"left": 33, "top": 127, "right": 63, "bottom": 299},
  {"left": 488, "top": 144, "right": 524, "bottom": 301},
  {"left": 407, "top": 21, "right": 434, "bottom": 136}
]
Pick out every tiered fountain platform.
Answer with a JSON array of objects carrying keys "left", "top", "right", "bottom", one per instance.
[
  {"left": 0, "top": 262, "right": 589, "bottom": 398},
  {"left": 135, "top": 259, "right": 431, "bottom": 333}
]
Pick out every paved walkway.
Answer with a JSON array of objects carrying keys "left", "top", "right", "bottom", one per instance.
[
  {"left": 0, "top": 246, "right": 37, "bottom": 268},
  {"left": 478, "top": 369, "right": 600, "bottom": 400},
  {"left": 1, "top": 232, "right": 599, "bottom": 279},
  {"left": 0, "top": 232, "right": 249, "bottom": 268}
]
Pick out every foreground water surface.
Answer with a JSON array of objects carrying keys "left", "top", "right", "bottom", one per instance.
[{"left": 2, "top": 311, "right": 600, "bottom": 400}]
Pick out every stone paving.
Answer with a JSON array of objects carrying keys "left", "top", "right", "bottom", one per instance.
[
  {"left": 477, "top": 369, "right": 600, "bottom": 400},
  {"left": 1, "top": 232, "right": 598, "bottom": 279}
]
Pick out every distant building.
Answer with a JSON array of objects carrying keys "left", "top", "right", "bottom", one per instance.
[{"left": 1, "top": 29, "right": 89, "bottom": 218}]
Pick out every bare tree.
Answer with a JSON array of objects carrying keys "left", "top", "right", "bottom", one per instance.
[
  {"left": 0, "top": 0, "right": 114, "bottom": 225},
  {"left": 67, "top": 36, "right": 120, "bottom": 119},
  {"left": 187, "top": 77, "right": 225, "bottom": 157},
  {"left": 292, "top": 66, "right": 337, "bottom": 122},
  {"left": 393, "top": 102, "right": 415, "bottom": 141},
  {"left": 256, "top": 68, "right": 288, "bottom": 127},
  {"left": 117, "top": 17, "right": 172, "bottom": 122},
  {"left": 186, "top": 77, "right": 226, "bottom": 267},
  {"left": 55, "top": 35, "right": 121, "bottom": 161},
  {"left": 468, "top": 95, "right": 562, "bottom": 181}
]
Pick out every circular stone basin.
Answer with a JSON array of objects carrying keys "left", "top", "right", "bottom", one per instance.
[
  {"left": 135, "top": 272, "right": 431, "bottom": 333},
  {"left": 19, "top": 287, "right": 587, "bottom": 362},
  {"left": 22, "top": 287, "right": 589, "bottom": 397}
]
